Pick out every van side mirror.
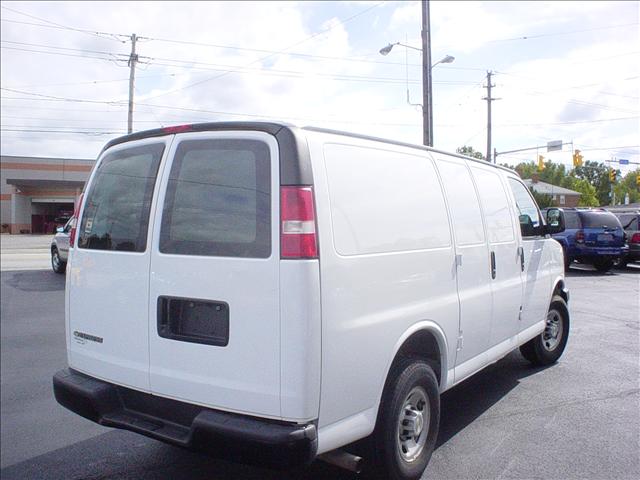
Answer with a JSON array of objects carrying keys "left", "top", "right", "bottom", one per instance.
[
  {"left": 56, "top": 227, "right": 64, "bottom": 233},
  {"left": 545, "top": 208, "right": 565, "bottom": 235}
]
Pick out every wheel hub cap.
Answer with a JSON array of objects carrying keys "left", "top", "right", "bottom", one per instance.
[
  {"left": 397, "top": 386, "right": 429, "bottom": 462},
  {"left": 542, "top": 310, "right": 563, "bottom": 351}
]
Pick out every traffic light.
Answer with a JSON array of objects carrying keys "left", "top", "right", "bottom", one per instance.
[
  {"left": 572, "top": 150, "right": 583, "bottom": 167},
  {"left": 609, "top": 168, "right": 616, "bottom": 183},
  {"left": 636, "top": 174, "right": 640, "bottom": 187},
  {"left": 538, "top": 155, "right": 545, "bottom": 172}
]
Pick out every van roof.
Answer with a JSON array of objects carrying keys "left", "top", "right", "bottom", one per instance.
[{"left": 101, "top": 121, "right": 517, "bottom": 176}]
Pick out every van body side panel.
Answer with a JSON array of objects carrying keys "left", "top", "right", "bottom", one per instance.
[
  {"left": 147, "top": 131, "right": 282, "bottom": 418},
  {"left": 279, "top": 260, "right": 322, "bottom": 421},
  {"left": 308, "top": 134, "right": 458, "bottom": 432},
  {"left": 67, "top": 137, "right": 171, "bottom": 392}
]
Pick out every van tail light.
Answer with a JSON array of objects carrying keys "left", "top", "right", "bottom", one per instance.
[
  {"left": 161, "top": 124, "right": 193, "bottom": 134},
  {"left": 631, "top": 233, "right": 640, "bottom": 244},
  {"left": 69, "top": 192, "right": 83, "bottom": 247},
  {"left": 575, "top": 230, "right": 585, "bottom": 243},
  {"left": 280, "top": 186, "right": 318, "bottom": 259}
]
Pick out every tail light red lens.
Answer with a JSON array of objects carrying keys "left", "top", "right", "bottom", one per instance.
[
  {"left": 631, "top": 233, "right": 640, "bottom": 244},
  {"left": 69, "top": 192, "right": 83, "bottom": 247},
  {"left": 575, "top": 230, "right": 585, "bottom": 243},
  {"left": 280, "top": 186, "right": 318, "bottom": 259}
]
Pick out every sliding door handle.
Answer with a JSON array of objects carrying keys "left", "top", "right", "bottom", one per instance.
[
  {"left": 490, "top": 251, "right": 496, "bottom": 279},
  {"left": 518, "top": 246, "right": 525, "bottom": 272}
]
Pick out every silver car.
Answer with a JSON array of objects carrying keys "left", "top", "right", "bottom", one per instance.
[{"left": 51, "top": 218, "right": 74, "bottom": 273}]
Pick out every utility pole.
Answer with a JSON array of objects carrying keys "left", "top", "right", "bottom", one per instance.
[
  {"left": 127, "top": 33, "right": 138, "bottom": 134},
  {"left": 483, "top": 71, "right": 497, "bottom": 163},
  {"left": 421, "top": 0, "right": 433, "bottom": 147}
]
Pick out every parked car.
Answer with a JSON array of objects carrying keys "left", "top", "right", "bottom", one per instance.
[
  {"left": 543, "top": 207, "right": 626, "bottom": 272},
  {"left": 610, "top": 210, "right": 640, "bottom": 267},
  {"left": 53, "top": 123, "right": 569, "bottom": 480},
  {"left": 50, "top": 217, "right": 74, "bottom": 274}
]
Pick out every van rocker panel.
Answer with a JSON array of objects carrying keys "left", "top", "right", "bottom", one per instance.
[{"left": 53, "top": 369, "right": 317, "bottom": 468}]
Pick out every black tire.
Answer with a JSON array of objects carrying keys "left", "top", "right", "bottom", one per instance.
[
  {"left": 615, "top": 257, "right": 628, "bottom": 269},
  {"left": 593, "top": 258, "right": 613, "bottom": 273},
  {"left": 520, "top": 295, "right": 569, "bottom": 366},
  {"left": 51, "top": 247, "right": 66, "bottom": 274},
  {"left": 562, "top": 247, "right": 571, "bottom": 271},
  {"left": 370, "top": 358, "right": 440, "bottom": 480}
]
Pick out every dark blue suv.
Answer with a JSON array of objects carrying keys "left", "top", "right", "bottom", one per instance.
[{"left": 543, "top": 208, "right": 627, "bottom": 272}]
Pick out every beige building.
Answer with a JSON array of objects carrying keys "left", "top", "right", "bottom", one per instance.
[{"left": 1, "top": 155, "right": 95, "bottom": 234}]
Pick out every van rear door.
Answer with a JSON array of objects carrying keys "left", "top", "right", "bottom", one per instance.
[
  {"left": 147, "top": 131, "right": 282, "bottom": 418},
  {"left": 67, "top": 139, "right": 168, "bottom": 391}
]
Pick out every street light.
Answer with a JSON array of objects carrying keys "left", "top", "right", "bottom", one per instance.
[
  {"left": 379, "top": 42, "right": 455, "bottom": 146},
  {"left": 380, "top": 43, "right": 455, "bottom": 69}
]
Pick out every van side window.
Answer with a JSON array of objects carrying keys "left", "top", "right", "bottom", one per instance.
[
  {"left": 78, "top": 143, "right": 164, "bottom": 252},
  {"left": 436, "top": 160, "right": 485, "bottom": 246},
  {"left": 470, "top": 167, "right": 515, "bottom": 243},
  {"left": 159, "top": 139, "right": 271, "bottom": 258},
  {"left": 507, "top": 178, "right": 543, "bottom": 237}
]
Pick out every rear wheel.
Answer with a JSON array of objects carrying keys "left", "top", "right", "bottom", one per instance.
[
  {"left": 614, "top": 257, "right": 628, "bottom": 269},
  {"left": 520, "top": 295, "right": 569, "bottom": 366},
  {"left": 562, "top": 247, "right": 571, "bottom": 271},
  {"left": 371, "top": 358, "right": 440, "bottom": 480},
  {"left": 593, "top": 257, "right": 613, "bottom": 272},
  {"left": 51, "top": 247, "right": 66, "bottom": 274}
]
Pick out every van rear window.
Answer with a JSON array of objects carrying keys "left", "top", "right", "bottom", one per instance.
[
  {"left": 159, "top": 139, "right": 271, "bottom": 258},
  {"left": 78, "top": 143, "right": 164, "bottom": 252}
]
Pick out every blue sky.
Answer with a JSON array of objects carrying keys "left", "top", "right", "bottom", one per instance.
[{"left": 1, "top": 1, "right": 638, "bottom": 174}]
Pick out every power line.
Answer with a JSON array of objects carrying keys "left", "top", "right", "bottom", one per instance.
[
  {"left": 0, "top": 45, "right": 128, "bottom": 64},
  {"left": 486, "top": 22, "right": 639, "bottom": 43},
  {"left": 496, "top": 116, "right": 639, "bottom": 127},
  {"left": 0, "top": 6, "right": 128, "bottom": 42},
  {"left": 0, "top": 46, "right": 480, "bottom": 86},
  {"left": 2, "top": 73, "right": 178, "bottom": 90},
  {"left": 0, "top": 88, "right": 126, "bottom": 105},
  {"left": 0, "top": 128, "right": 124, "bottom": 135}
]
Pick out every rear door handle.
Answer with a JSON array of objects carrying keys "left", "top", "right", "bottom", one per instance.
[{"left": 490, "top": 251, "right": 496, "bottom": 279}]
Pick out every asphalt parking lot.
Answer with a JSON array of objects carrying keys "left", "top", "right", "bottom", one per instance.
[{"left": 1, "top": 264, "right": 638, "bottom": 480}]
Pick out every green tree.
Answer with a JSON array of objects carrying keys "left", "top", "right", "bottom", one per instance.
[
  {"left": 571, "top": 178, "right": 600, "bottom": 206},
  {"left": 456, "top": 146, "right": 485, "bottom": 161},
  {"left": 573, "top": 161, "right": 612, "bottom": 206},
  {"left": 529, "top": 188, "right": 554, "bottom": 209},
  {"left": 612, "top": 169, "right": 640, "bottom": 205}
]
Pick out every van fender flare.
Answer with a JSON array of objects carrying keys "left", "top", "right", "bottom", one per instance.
[
  {"left": 372, "top": 321, "right": 449, "bottom": 421},
  {"left": 551, "top": 275, "right": 569, "bottom": 303}
]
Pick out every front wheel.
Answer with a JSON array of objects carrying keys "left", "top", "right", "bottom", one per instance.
[
  {"left": 371, "top": 358, "right": 440, "bottom": 480},
  {"left": 520, "top": 295, "right": 569, "bottom": 366},
  {"left": 51, "top": 247, "right": 66, "bottom": 274}
]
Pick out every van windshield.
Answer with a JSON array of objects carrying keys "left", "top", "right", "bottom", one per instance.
[{"left": 78, "top": 143, "right": 164, "bottom": 252}]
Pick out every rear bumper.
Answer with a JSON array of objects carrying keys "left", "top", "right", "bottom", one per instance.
[
  {"left": 624, "top": 245, "right": 640, "bottom": 262},
  {"left": 53, "top": 369, "right": 317, "bottom": 469},
  {"left": 572, "top": 245, "right": 627, "bottom": 259}
]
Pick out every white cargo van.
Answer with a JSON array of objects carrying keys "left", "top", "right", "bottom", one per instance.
[{"left": 54, "top": 122, "right": 569, "bottom": 480}]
